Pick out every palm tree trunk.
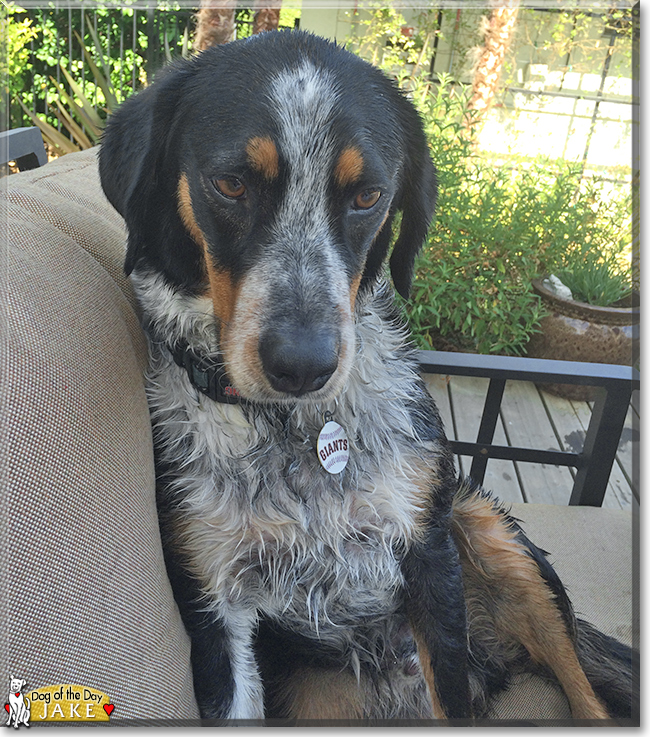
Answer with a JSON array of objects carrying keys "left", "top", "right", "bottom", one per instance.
[
  {"left": 252, "top": 0, "right": 282, "bottom": 35},
  {"left": 194, "top": 0, "right": 236, "bottom": 51},
  {"left": 466, "top": 0, "right": 520, "bottom": 129}
]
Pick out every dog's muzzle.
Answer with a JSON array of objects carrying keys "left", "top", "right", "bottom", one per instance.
[{"left": 259, "top": 324, "right": 340, "bottom": 396}]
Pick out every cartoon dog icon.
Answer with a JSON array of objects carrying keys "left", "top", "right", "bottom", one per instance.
[{"left": 6, "top": 676, "right": 30, "bottom": 728}]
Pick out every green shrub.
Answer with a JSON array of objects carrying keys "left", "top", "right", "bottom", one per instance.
[
  {"left": 17, "top": 21, "right": 122, "bottom": 155},
  {"left": 11, "top": 6, "right": 193, "bottom": 139},
  {"left": 545, "top": 179, "right": 633, "bottom": 306},
  {"left": 402, "top": 75, "right": 632, "bottom": 354},
  {"left": 1, "top": 3, "right": 38, "bottom": 128},
  {"left": 345, "top": 7, "right": 633, "bottom": 354},
  {"left": 1, "top": 4, "right": 37, "bottom": 87}
]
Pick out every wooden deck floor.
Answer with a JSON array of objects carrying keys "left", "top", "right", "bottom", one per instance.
[{"left": 422, "top": 373, "right": 638, "bottom": 510}]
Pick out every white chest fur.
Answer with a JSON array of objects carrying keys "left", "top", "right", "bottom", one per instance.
[{"left": 140, "top": 275, "right": 440, "bottom": 650}]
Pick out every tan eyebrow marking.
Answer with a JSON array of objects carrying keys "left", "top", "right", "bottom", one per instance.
[
  {"left": 334, "top": 146, "right": 364, "bottom": 187},
  {"left": 246, "top": 136, "right": 280, "bottom": 180}
]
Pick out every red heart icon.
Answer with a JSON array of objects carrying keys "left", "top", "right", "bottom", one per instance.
[
  {"left": 4, "top": 704, "right": 9, "bottom": 713},
  {"left": 103, "top": 704, "right": 114, "bottom": 716}
]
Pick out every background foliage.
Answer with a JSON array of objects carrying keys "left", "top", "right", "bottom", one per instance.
[
  {"left": 3, "top": 3, "right": 192, "bottom": 134},
  {"left": 350, "top": 5, "right": 633, "bottom": 354}
]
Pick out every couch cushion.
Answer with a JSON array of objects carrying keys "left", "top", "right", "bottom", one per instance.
[{"left": 2, "top": 149, "right": 199, "bottom": 721}]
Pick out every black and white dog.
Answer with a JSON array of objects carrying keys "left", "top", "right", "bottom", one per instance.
[{"left": 99, "top": 30, "right": 635, "bottom": 722}]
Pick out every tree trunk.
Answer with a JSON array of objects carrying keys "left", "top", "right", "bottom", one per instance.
[
  {"left": 252, "top": 0, "right": 282, "bottom": 35},
  {"left": 194, "top": 0, "right": 236, "bottom": 51},
  {"left": 466, "top": 0, "right": 520, "bottom": 129}
]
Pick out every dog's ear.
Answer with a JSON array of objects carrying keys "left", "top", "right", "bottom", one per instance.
[
  {"left": 99, "top": 61, "right": 194, "bottom": 277},
  {"left": 388, "top": 114, "right": 438, "bottom": 300}
]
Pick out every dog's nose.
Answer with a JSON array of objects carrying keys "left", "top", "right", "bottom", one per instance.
[{"left": 259, "top": 327, "right": 340, "bottom": 396}]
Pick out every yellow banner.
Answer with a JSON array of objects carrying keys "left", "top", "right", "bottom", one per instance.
[{"left": 25, "top": 684, "right": 113, "bottom": 722}]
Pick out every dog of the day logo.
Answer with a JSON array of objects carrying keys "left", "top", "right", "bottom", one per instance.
[{"left": 5, "top": 677, "right": 114, "bottom": 725}]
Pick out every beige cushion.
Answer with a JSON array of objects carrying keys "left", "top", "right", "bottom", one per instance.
[
  {"left": 2, "top": 149, "right": 199, "bottom": 721},
  {"left": 2, "top": 148, "right": 634, "bottom": 723}
]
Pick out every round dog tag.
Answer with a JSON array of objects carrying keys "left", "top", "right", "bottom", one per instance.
[{"left": 317, "top": 420, "right": 349, "bottom": 474}]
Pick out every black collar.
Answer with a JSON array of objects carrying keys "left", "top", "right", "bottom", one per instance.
[{"left": 170, "top": 342, "right": 243, "bottom": 404}]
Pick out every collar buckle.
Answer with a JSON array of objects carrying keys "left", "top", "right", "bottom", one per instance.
[{"left": 170, "top": 342, "right": 243, "bottom": 405}]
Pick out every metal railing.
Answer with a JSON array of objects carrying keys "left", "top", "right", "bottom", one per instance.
[
  {"left": 419, "top": 351, "right": 639, "bottom": 507},
  {"left": 8, "top": 6, "right": 296, "bottom": 133}
]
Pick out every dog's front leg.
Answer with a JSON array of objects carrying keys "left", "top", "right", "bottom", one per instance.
[
  {"left": 218, "top": 605, "right": 265, "bottom": 720},
  {"left": 160, "top": 532, "right": 264, "bottom": 720},
  {"left": 183, "top": 608, "right": 237, "bottom": 720},
  {"left": 401, "top": 511, "right": 471, "bottom": 720},
  {"left": 168, "top": 579, "right": 264, "bottom": 720}
]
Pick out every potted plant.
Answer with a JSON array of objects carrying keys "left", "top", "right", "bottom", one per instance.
[{"left": 526, "top": 245, "right": 639, "bottom": 401}]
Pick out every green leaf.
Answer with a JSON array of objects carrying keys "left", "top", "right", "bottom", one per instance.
[
  {"left": 50, "top": 76, "right": 102, "bottom": 141},
  {"left": 58, "top": 63, "right": 104, "bottom": 130},
  {"left": 76, "top": 31, "right": 119, "bottom": 112},
  {"left": 54, "top": 99, "right": 94, "bottom": 148},
  {"left": 81, "top": 16, "right": 113, "bottom": 91},
  {"left": 181, "top": 23, "right": 190, "bottom": 59}
]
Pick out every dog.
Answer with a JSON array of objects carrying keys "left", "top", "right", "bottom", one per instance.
[
  {"left": 99, "top": 30, "right": 635, "bottom": 722},
  {"left": 6, "top": 677, "right": 30, "bottom": 729}
]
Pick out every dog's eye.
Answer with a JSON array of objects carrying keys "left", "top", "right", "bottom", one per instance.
[
  {"left": 354, "top": 189, "right": 381, "bottom": 210},
  {"left": 214, "top": 177, "right": 246, "bottom": 200}
]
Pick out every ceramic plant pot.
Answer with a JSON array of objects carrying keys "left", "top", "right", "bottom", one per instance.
[{"left": 526, "top": 278, "right": 640, "bottom": 402}]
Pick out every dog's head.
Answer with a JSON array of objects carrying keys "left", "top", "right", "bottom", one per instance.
[
  {"left": 9, "top": 677, "right": 25, "bottom": 693},
  {"left": 100, "top": 31, "right": 437, "bottom": 403}
]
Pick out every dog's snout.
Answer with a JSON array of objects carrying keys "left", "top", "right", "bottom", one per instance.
[{"left": 260, "top": 326, "right": 340, "bottom": 396}]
